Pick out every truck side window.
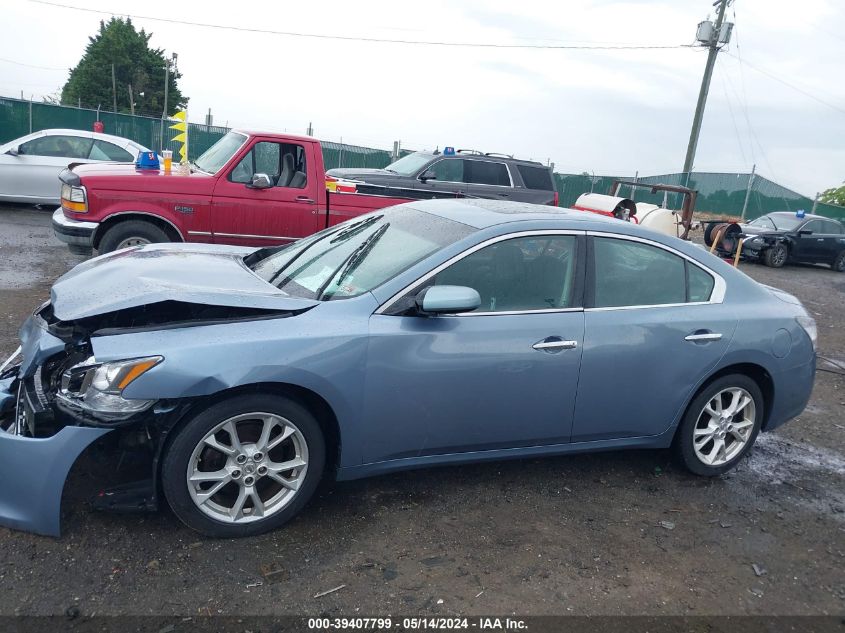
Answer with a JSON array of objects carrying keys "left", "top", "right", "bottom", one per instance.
[{"left": 229, "top": 142, "right": 306, "bottom": 188}]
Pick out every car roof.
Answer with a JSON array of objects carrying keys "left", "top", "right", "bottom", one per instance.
[
  {"left": 402, "top": 198, "right": 616, "bottom": 230},
  {"left": 766, "top": 211, "right": 828, "bottom": 221},
  {"left": 415, "top": 151, "right": 545, "bottom": 168},
  {"left": 6, "top": 128, "right": 148, "bottom": 151}
]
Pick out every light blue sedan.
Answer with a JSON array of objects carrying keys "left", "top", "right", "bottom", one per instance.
[{"left": 0, "top": 200, "right": 817, "bottom": 537}]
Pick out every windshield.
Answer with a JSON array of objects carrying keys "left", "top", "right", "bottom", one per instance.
[
  {"left": 193, "top": 131, "right": 248, "bottom": 174},
  {"left": 383, "top": 152, "right": 434, "bottom": 176},
  {"left": 248, "top": 207, "right": 473, "bottom": 300},
  {"left": 764, "top": 214, "right": 804, "bottom": 231}
]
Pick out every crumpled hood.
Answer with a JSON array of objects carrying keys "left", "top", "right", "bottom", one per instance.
[
  {"left": 738, "top": 224, "right": 783, "bottom": 237},
  {"left": 50, "top": 242, "right": 319, "bottom": 321}
]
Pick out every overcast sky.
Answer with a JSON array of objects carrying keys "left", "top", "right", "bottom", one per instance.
[{"left": 2, "top": 0, "right": 843, "bottom": 196}]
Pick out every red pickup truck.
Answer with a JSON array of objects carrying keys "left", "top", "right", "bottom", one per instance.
[{"left": 52, "top": 130, "right": 429, "bottom": 256}]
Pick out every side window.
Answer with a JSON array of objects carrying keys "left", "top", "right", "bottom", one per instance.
[
  {"left": 466, "top": 160, "right": 510, "bottom": 186},
  {"left": 229, "top": 142, "right": 306, "bottom": 188},
  {"left": 89, "top": 140, "right": 133, "bottom": 162},
  {"left": 688, "top": 264, "right": 715, "bottom": 303},
  {"left": 428, "top": 159, "right": 464, "bottom": 183},
  {"left": 20, "top": 135, "right": 92, "bottom": 159},
  {"left": 593, "top": 238, "right": 686, "bottom": 308},
  {"left": 432, "top": 235, "right": 578, "bottom": 312},
  {"left": 821, "top": 220, "right": 843, "bottom": 235},
  {"left": 801, "top": 220, "right": 823, "bottom": 234}
]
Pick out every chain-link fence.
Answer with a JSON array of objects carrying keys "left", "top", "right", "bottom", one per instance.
[{"left": 2, "top": 96, "right": 843, "bottom": 221}]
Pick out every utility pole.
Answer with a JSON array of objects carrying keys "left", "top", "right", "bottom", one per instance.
[
  {"left": 111, "top": 63, "right": 117, "bottom": 113},
  {"left": 683, "top": 0, "right": 733, "bottom": 177},
  {"left": 163, "top": 52, "right": 177, "bottom": 118},
  {"left": 740, "top": 163, "right": 756, "bottom": 221},
  {"left": 128, "top": 84, "right": 135, "bottom": 116}
]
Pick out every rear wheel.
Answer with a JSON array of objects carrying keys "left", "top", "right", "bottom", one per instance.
[
  {"left": 763, "top": 243, "right": 787, "bottom": 268},
  {"left": 98, "top": 220, "right": 170, "bottom": 253},
  {"left": 675, "top": 374, "right": 763, "bottom": 476},
  {"left": 832, "top": 251, "right": 845, "bottom": 272},
  {"left": 161, "top": 394, "right": 325, "bottom": 537}
]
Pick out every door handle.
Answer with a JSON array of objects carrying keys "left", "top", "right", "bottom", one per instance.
[
  {"left": 684, "top": 332, "right": 722, "bottom": 342},
  {"left": 533, "top": 338, "right": 578, "bottom": 351},
  {"left": 296, "top": 196, "right": 316, "bottom": 203}
]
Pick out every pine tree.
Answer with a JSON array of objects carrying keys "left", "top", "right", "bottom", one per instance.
[{"left": 61, "top": 17, "right": 186, "bottom": 116}]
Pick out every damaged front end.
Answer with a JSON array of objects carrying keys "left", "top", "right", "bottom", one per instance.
[{"left": 0, "top": 303, "right": 172, "bottom": 537}]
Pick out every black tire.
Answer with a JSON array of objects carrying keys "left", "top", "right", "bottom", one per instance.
[
  {"left": 762, "top": 242, "right": 788, "bottom": 268},
  {"left": 832, "top": 250, "right": 845, "bottom": 272},
  {"left": 161, "top": 394, "right": 325, "bottom": 537},
  {"left": 674, "top": 374, "right": 764, "bottom": 477},
  {"left": 98, "top": 220, "right": 171, "bottom": 254},
  {"left": 703, "top": 222, "right": 716, "bottom": 247}
]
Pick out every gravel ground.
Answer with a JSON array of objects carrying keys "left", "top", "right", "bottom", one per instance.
[{"left": 0, "top": 205, "right": 843, "bottom": 617}]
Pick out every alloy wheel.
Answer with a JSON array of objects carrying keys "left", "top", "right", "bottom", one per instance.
[
  {"left": 186, "top": 412, "right": 309, "bottom": 524},
  {"left": 692, "top": 387, "right": 756, "bottom": 466}
]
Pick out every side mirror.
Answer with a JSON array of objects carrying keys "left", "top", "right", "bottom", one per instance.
[
  {"left": 419, "top": 169, "right": 436, "bottom": 183},
  {"left": 6, "top": 146, "right": 20, "bottom": 156},
  {"left": 415, "top": 285, "right": 481, "bottom": 315},
  {"left": 247, "top": 173, "right": 273, "bottom": 189},
  {"left": 798, "top": 229, "right": 812, "bottom": 236}
]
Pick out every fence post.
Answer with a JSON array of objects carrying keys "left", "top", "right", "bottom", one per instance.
[
  {"left": 339, "top": 137, "right": 344, "bottom": 168},
  {"left": 740, "top": 163, "right": 756, "bottom": 221},
  {"left": 631, "top": 170, "right": 638, "bottom": 200},
  {"left": 811, "top": 192, "right": 819, "bottom": 215},
  {"left": 28, "top": 96, "right": 32, "bottom": 133}
]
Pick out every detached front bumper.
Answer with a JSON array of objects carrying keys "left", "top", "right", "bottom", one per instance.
[{"left": 52, "top": 207, "right": 97, "bottom": 256}]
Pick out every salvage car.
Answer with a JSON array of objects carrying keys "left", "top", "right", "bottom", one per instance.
[
  {"left": 736, "top": 212, "right": 845, "bottom": 271},
  {"left": 327, "top": 149, "right": 558, "bottom": 206},
  {"left": 0, "top": 200, "right": 816, "bottom": 537},
  {"left": 0, "top": 128, "right": 151, "bottom": 205}
]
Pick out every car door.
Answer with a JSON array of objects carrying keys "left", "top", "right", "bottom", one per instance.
[
  {"left": 792, "top": 219, "right": 826, "bottom": 262},
  {"left": 363, "top": 232, "right": 586, "bottom": 463},
  {"left": 211, "top": 139, "right": 319, "bottom": 246},
  {"left": 415, "top": 157, "right": 467, "bottom": 197},
  {"left": 9, "top": 133, "right": 93, "bottom": 202},
  {"left": 570, "top": 234, "right": 736, "bottom": 442},
  {"left": 803, "top": 219, "right": 842, "bottom": 262},
  {"left": 464, "top": 159, "right": 514, "bottom": 200}
]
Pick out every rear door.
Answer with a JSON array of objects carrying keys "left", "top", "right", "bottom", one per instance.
[
  {"left": 211, "top": 139, "right": 320, "bottom": 246},
  {"left": 514, "top": 163, "right": 557, "bottom": 205},
  {"left": 571, "top": 234, "right": 736, "bottom": 442},
  {"left": 464, "top": 159, "right": 514, "bottom": 200}
]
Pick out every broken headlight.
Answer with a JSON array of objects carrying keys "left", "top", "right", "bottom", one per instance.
[{"left": 57, "top": 356, "right": 163, "bottom": 421}]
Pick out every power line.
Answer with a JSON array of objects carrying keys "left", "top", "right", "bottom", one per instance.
[
  {"left": 0, "top": 57, "right": 66, "bottom": 71},
  {"left": 26, "top": 0, "right": 695, "bottom": 51},
  {"left": 723, "top": 51, "right": 845, "bottom": 115}
]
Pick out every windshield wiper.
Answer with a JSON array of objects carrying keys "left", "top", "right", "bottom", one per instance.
[
  {"left": 317, "top": 223, "right": 390, "bottom": 300},
  {"left": 384, "top": 168, "right": 398, "bottom": 174}
]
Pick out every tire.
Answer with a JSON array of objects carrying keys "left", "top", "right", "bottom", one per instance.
[
  {"left": 674, "top": 374, "right": 763, "bottom": 477},
  {"left": 703, "top": 223, "right": 716, "bottom": 247},
  {"left": 762, "top": 242, "right": 787, "bottom": 268},
  {"left": 832, "top": 251, "right": 845, "bottom": 272},
  {"left": 161, "top": 394, "right": 326, "bottom": 537},
  {"left": 98, "top": 220, "right": 171, "bottom": 254}
]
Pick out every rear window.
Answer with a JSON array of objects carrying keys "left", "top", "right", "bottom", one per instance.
[{"left": 517, "top": 164, "right": 554, "bottom": 191}]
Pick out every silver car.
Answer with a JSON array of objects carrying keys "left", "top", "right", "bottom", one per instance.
[{"left": 0, "top": 128, "right": 151, "bottom": 205}]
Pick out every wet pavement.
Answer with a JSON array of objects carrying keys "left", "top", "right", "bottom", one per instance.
[{"left": 0, "top": 205, "right": 843, "bottom": 617}]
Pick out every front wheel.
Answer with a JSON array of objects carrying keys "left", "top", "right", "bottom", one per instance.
[
  {"left": 161, "top": 394, "right": 325, "bottom": 537},
  {"left": 832, "top": 251, "right": 845, "bottom": 272},
  {"left": 675, "top": 374, "right": 763, "bottom": 476},
  {"left": 763, "top": 243, "right": 787, "bottom": 268},
  {"left": 98, "top": 220, "right": 170, "bottom": 253}
]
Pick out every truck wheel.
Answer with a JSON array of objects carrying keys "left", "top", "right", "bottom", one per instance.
[
  {"left": 161, "top": 394, "right": 325, "bottom": 538},
  {"left": 832, "top": 251, "right": 845, "bottom": 272},
  {"left": 763, "top": 243, "right": 787, "bottom": 268},
  {"left": 98, "top": 220, "right": 171, "bottom": 253}
]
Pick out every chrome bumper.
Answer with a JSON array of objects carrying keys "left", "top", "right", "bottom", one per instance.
[{"left": 52, "top": 207, "right": 97, "bottom": 252}]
